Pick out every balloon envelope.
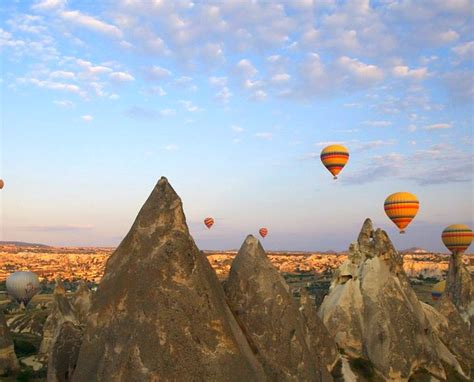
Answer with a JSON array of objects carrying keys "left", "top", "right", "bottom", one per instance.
[
  {"left": 384, "top": 192, "right": 419, "bottom": 233},
  {"left": 441, "top": 224, "right": 473, "bottom": 255},
  {"left": 6, "top": 271, "right": 40, "bottom": 306},
  {"left": 431, "top": 280, "right": 446, "bottom": 301},
  {"left": 320, "top": 144, "right": 349, "bottom": 180},
  {"left": 259, "top": 228, "right": 268, "bottom": 238},
  {"left": 204, "top": 217, "right": 214, "bottom": 229},
  {"left": 0, "top": 179, "right": 4, "bottom": 189}
]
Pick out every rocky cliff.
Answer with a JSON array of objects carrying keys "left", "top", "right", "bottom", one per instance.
[
  {"left": 0, "top": 309, "right": 19, "bottom": 376},
  {"left": 319, "top": 218, "right": 468, "bottom": 381},
  {"left": 71, "top": 177, "right": 265, "bottom": 381}
]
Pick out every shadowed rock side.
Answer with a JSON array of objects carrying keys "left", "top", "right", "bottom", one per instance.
[
  {"left": 47, "top": 321, "right": 83, "bottom": 382},
  {"left": 40, "top": 279, "right": 80, "bottom": 355},
  {"left": 225, "top": 235, "right": 333, "bottom": 382},
  {"left": 0, "top": 310, "right": 19, "bottom": 376},
  {"left": 445, "top": 252, "right": 474, "bottom": 330},
  {"left": 299, "top": 288, "right": 340, "bottom": 374},
  {"left": 72, "top": 177, "right": 265, "bottom": 382},
  {"left": 319, "top": 218, "right": 467, "bottom": 381}
]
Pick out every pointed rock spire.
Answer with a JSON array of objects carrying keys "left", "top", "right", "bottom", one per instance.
[
  {"left": 71, "top": 178, "right": 265, "bottom": 381},
  {"left": 0, "top": 310, "right": 19, "bottom": 376},
  {"left": 225, "top": 235, "right": 333, "bottom": 381}
]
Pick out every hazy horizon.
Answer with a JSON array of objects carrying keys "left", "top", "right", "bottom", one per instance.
[{"left": 1, "top": 1, "right": 473, "bottom": 252}]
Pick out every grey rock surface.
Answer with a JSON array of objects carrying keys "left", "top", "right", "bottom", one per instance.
[
  {"left": 0, "top": 309, "right": 19, "bottom": 376},
  {"left": 71, "top": 177, "right": 265, "bottom": 382},
  {"left": 225, "top": 235, "right": 333, "bottom": 381},
  {"left": 319, "top": 218, "right": 463, "bottom": 381}
]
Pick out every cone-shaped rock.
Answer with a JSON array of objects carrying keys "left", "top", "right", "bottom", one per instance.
[
  {"left": 299, "top": 288, "right": 340, "bottom": 374},
  {"left": 0, "top": 310, "right": 19, "bottom": 376},
  {"left": 225, "top": 235, "right": 333, "bottom": 381},
  {"left": 71, "top": 281, "right": 92, "bottom": 324},
  {"left": 319, "top": 218, "right": 466, "bottom": 381},
  {"left": 39, "top": 279, "right": 79, "bottom": 355},
  {"left": 72, "top": 177, "right": 265, "bottom": 381},
  {"left": 445, "top": 253, "right": 474, "bottom": 329},
  {"left": 47, "top": 321, "right": 83, "bottom": 382}
]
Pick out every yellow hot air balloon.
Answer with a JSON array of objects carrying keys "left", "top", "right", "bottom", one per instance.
[
  {"left": 320, "top": 144, "right": 349, "bottom": 180},
  {"left": 431, "top": 280, "right": 446, "bottom": 301},
  {"left": 441, "top": 224, "right": 473, "bottom": 255},
  {"left": 384, "top": 192, "right": 419, "bottom": 234}
]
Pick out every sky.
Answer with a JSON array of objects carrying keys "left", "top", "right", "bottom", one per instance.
[{"left": 0, "top": 0, "right": 473, "bottom": 252}]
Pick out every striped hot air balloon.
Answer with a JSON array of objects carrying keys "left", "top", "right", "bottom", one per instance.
[
  {"left": 259, "top": 228, "right": 268, "bottom": 238},
  {"left": 441, "top": 224, "right": 473, "bottom": 255},
  {"left": 384, "top": 192, "right": 419, "bottom": 234},
  {"left": 431, "top": 280, "right": 446, "bottom": 301},
  {"left": 0, "top": 179, "right": 4, "bottom": 189},
  {"left": 204, "top": 217, "right": 214, "bottom": 229},
  {"left": 320, "top": 144, "right": 349, "bottom": 180}
]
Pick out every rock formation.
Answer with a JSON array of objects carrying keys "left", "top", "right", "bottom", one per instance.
[
  {"left": 70, "top": 281, "right": 92, "bottom": 324},
  {"left": 445, "top": 252, "right": 474, "bottom": 329},
  {"left": 39, "top": 279, "right": 79, "bottom": 355},
  {"left": 71, "top": 177, "right": 265, "bottom": 381},
  {"left": 47, "top": 321, "right": 83, "bottom": 382},
  {"left": 0, "top": 310, "right": 19, "bottom": 376},
  {"left": 319, "top": 218, "right": 468, "bottom": 381},
  {"left": 225, "top": 235, "right": 333, "bottom": 381}
]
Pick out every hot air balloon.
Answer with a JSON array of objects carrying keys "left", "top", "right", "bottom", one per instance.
[
  {"left": 6, "top": 271, "right": 40, "bottom": 307},
  {"left": 431, "top": 280, "right": 446, "bottom": 301},
  {"left": 384, "top": 192, "right": 419, "bottom": 234},
  {"left": 0, "top": 179, "right": 4, "bottom": 189},
  {"left": 259, "top": 228, "right": 268, "bottom": 238},
  {"left": 320, "top": 144, "right": 349, "bottom": 180},
  {"left": 441, "top": 224, "right": 473, "bottom": 255},
  {"left": 204, "top": 217, "right": 214, "bottom": 229}
]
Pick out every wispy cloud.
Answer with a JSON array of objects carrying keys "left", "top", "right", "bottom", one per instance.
[
  {"left": 81, "top": 115, "right": 93, "bottom": 122},
  {"left": 59, "top": 10, "right": 122, "bottom": 38},
  {"left": 21, "top": 224, "right": 94, "bottom": 232},
  {"left": 424, "top": 123, "right": 452, "bottom": 130},
  {"left": 255, "top": 132, "right": 273, "bottom": 140}
]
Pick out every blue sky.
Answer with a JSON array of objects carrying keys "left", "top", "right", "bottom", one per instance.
[{"left": 1, "top": 0, "right": 473, "bottom": 252}]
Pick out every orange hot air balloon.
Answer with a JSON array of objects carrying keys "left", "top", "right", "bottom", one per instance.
[
  {"left": 204, "top": 217, "right": 214, "bottom": 229},
  {"left": 441, "top": 224, "right": 473, "bottom": 255},
  {"left": 259, "top": 228, "right": 268, "bottom": 238},
  {"left": 320, "top": 144, "right": 349, "bottom": 180},
  {"left": 384, "top": 192, "right": 419, "bottom": 234},
  {"left": 0, "top": 179, "right": 4, "bottom": 189}
]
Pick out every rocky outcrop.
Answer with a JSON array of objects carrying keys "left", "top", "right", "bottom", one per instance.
[
  {"left": 72, "top": 177, "right": 265, "bottom": 381},
  {"left": 0, "top": 310, "right": 19, "bottom": 376},
  {"left": 225, "top": 235, "right": 333, "bottom": 381},
  {"left": 70, "top": 281, "right": 92, "bottom": 324},
  {"left": 39, "top": 279, "right": 79, "bottom": 355},
  {"left": 299, "top": 288, "right": 340, "bottom": 374},
  {"left": 445, "top": 252, "right": 474, "bottom": 328},
  {"left": 319, "top": 218, "right": 466, "bottom": 381},
  {"left": 47, "top": 322, "right": 83, "bottom": 382}
]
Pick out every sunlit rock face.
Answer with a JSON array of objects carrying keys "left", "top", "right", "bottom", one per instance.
[
  {"left": 71, "top": 177, "right": 265, "bottom": 382},
  {"left": 319, "top": 218, "right": 468, "bottom": 381},
  {"left": 0, "top": 310, "right": 19, "bottom": 376},
  {"left": 445, "top": 252, "right": 474, "bottom": 329},
  {"left": 225, "top": 235, "right": 334, "bottom": 381}
]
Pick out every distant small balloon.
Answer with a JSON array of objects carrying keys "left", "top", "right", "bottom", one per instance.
[
  {"left": 320, "top": 144, "right": 349, "bottom": 180},
  {"left": 0, "top": 179, "right": 4, "bottom": 189},
  {"left": 259, "top": 228, "right": 268, "bottom": 238},
  {"left": 384, "top": 192, "right": 419, "bottom": 234},
  {"left": 431, "top": 280, "right": 446, "bottom": 301},
  {"left": 6, "top": 271, "right": 40, "bottom": 307},
  {"left": 441, "top": 224, "right": 473, "bottom": 255},
  {"left": 204, "top": 217, "right": 214, "bottom": 229}
]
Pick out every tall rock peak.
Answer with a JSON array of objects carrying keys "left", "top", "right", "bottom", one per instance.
[
  {"left": 225, "top": 235, "right": 333, "bottom": 381},
  {"left": 71, "top": 178, "right": 265, "bottom": 381},
  {"left": 319, "top": 218, "right": 468, "bottom": 381},
  {"left": 0, "top": 310, "right": 19, "bottom": 376}
]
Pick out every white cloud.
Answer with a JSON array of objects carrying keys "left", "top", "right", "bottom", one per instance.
[
  {"left": 159, "top": 109, "right": 176, "bottom": 117},
  {"left": 32, "top": 0, "right": 65, "bottom": 11},
  {"left": 255, "top": 132, "right": 273, "bottom": 140},
  {"left": 337, "top": 56, "right": 384, "bottom": 84},
  {"left": 209, "top": 76, "right": 227, "bottom": 86},
  {"left": 163, "top": 144, "right": 178, "bottom": 151},
  {"left": 424, "top": 123, "right": 452, "bottom": 130},
  {"left": 59, "top": 11, "right": 123, "bottom": 38},
  {"left": 81, "top": 115, "right": 93, "bottom": 122},
  {"left": 231, "top": 125, "right": 244, "bottom": 133},
  {"left": 109, "top": 71, "right": 134, "bottom": 82},
  {"left": 215, "top": 86, "right": 232, "bottom": 103},
  {"left": 363, "top": 120, "right": 392, "bottom": 127},
  {"left": 53, "top": 100, "right": 74, "bottom": 108},
  {"left": 392, "top": 65, "right": 428, "bottom": 80},
  {"left": 50, "top": 70, "right": 75, "bottom": 80},
  {"left": 179, "top": 100, "right": 202, "bottom": 112},
  {"left": 147, "top": 86, "right": 166, "bottom": 96},
  {"left": 271, "top": 73, "right": 291, "bottom": 83},
  {"left": 452, "top": 41, "right": 474, "bottom": 59},
  {"left": 146, "top": 65, "right": 172, "bottom": 80},
  {"left": 236, "top": 59, "right": 258, "bottom": 78}
]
